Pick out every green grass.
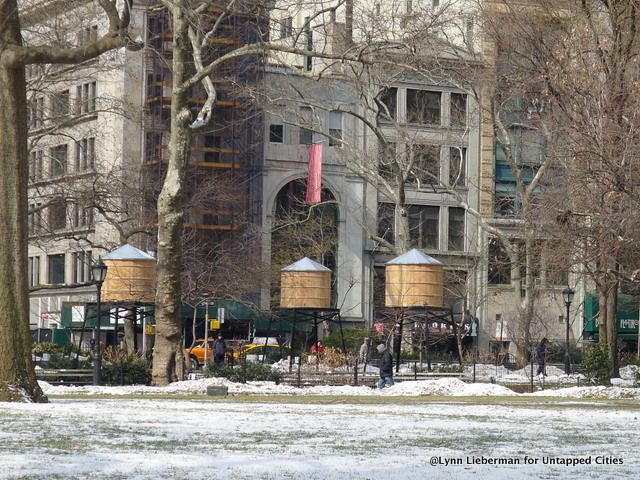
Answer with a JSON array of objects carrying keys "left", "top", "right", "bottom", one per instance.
[{"left": 45, "top": 392, "right": 640, "bottom": 411}]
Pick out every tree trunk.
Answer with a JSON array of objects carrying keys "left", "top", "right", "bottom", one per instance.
[
  {"left": 598, "top": 290, "right": 608, "bottom": 345},
  {"left": 123, "top": 313, "right": 136, "bottom": 353},
  {"left": 151, "top": 2, "right": 192, "bottom": 385},
  {"left": 507, "top": 245, "right": 532, "bottom": 367},
  {"left": 606, "top": 284, "right": 619, "bottom": 378},
  {"left": 396, "top": 205, "right": 410, "bottom": 254},
  {"left": 0, "top": 2, "right": 46, "bottom": 402}
]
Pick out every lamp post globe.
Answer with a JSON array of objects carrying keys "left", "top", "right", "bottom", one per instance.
[
  {"left": 562, "top": 287, "right": 575, "bottom": 375},
  {"left": 92, "top": 258, "right": 108, "bottom": 385}
]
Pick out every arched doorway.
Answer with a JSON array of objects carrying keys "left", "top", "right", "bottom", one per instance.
[{"left": 270, "top": 179, "right": 338, "bottom": 309}]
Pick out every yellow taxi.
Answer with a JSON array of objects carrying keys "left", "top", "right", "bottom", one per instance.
[
  {"left": 185, "top": 338, "right": 215, "bottom": 369},
  {"left": 186, "top": 338, "right": 238, "bottom": 369},
  {"left": 233, "top": 343, "right": 290, "bottom": 363}
]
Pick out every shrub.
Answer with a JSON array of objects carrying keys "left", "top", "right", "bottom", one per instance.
[
  {"left": 205, "top": 361, "right": 280, "bottom": 383},
  {"left": 46, "top": 354, "right": 91, "bottom": 369},
  {"left": 437, "top": 364, "right": 464, "bottom": 373},
  {"left": 320, "top": 346, "right": 356, "bottom": 368},
  {"left": 322, "top": 327, "right": 376, "bottom": 353},
  {"left": 101, "top": 347, "right": 150, "bottom": 385},
  {"left": 547, "top": 343, "right": 583, "bottom": 364},
  {"left": 581, "top": 343, "right": 611, "bottom": 385},
  {"left": 32, "top": 342, "right": 64, "bottom": 355}
]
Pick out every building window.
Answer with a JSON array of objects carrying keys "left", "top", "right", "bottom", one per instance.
[
  {"left": 465, "top": 17, "right": 474, "bottom": 44},
  {"left": 28, "top": 203, "right": 43, "bottom": 235},
  {"left": 304, "top": 18, "right": 313, "bottom": 71},
  {"left": 269, "top": 122, "right": 284, "bottom": 143},
  {"left": 72, "top": 203, "right": 93, "bottom": 229},
  {"left": 28, "top": 97, "right": 45, "bottom": 129},
  {"left": 449, "top": 147, "right": 466, "bottom": 186},
  {"left": 28, "top": 256, "right": 40, "bottom": 287},
  {"left": 76, "top": 81, "right": 96, "bottom": 114},
  {"left": 408, "top": 205, "right": 439, "bottom": 249},
  {"left": 378, "top": 87, "right": 397, "bottom": 120},
  {"left": 29, "top": 150, "right": 44, "bottom": 182},
  {"left": 299, "top": 107, "right": 314, "bottom": 145},
  {"left": 541, "top": 242, "right": 568, "bottom": 286},
  {"left": 329, "top": 111, "right": 343, "bottom": 147},
  {"left": 432, "top": 0, "right": 440, "bottom": 7},
  {"left": 50, "top": 90, "right": 70, "bottom": 119},
  {"left": 146, "top": 131, "right": 164, "bottom": 161},
  {"left": 50, "top": 144, "right": 68, "bottom": 177},
  {"left": 203, "top": 135, "right": 222, "bottom": 162},
  {"left": 49, "top": 199, "right": 67, "bottom": 231},
  {"left": 48, "top": 254, "right": 65, "bottom": 285},
  {"left": 450, "top": 93, "right": 467, "bottom": 126},
  {"left": 378, "top": 142, "right": 398, "bottom": 181},
  {"left": 75, "top": 137, "right": 95, "bottom": 172},
  {"left": 72, "top": 251, "right": 92, "bottom": 283},
  {"left": 376, "top": 202, "right": 395, "bottom": 245},
  {"left": 448, "top": 207, "right": 465, "bottom": 251},
  {"left": 488, "top": 238, "right": 510, "bottom": 284},
  {"left": 407, "top": 89, "right": 441, "bottom": 125},
  {"left": 409, "top": 144, "right": 440, "bottom": 185},
  {"left": 280, "top": 16, "right": 293, "bottom": 39},
  {"left": 494, "top": 194, "right": 517, "bottom": 217},
  {"left": 77, "top": 25, "right": 98, "bottom": 46}
]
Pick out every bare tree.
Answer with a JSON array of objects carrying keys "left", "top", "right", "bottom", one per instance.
[
  {"left": 526, "top": 0, "right": 640, "bottom": 377},
  {"left": 0, "top": 0, "right": 140, "bottom": 401}
]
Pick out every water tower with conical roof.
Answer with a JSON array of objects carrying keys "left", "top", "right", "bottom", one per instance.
[
  {"left": 383, "top": 249, "right": 461, "bottom": 372},
  {"left": 101, "top": 244, "right": 156, "bottom": 303}
]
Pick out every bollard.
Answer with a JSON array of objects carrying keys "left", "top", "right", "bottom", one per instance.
[
  {"left": 206, "top": 386, "right": 229, "bottom": 396},
  {"left": 354, "top": 358, "right": 359, "bottom": 386}
]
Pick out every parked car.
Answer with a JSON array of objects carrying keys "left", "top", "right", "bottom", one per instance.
[
  {"left": 186, "top": 338, "right": 214, "bottom": 370},
  {"left": 234, "top": 343, "right": 290, "bottom": 364},
  {"left": 186, "top": 338, "right": 240, "bottom": 370}
]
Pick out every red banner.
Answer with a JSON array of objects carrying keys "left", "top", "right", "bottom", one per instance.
[{"left": 305, "top": 143, "right": 323, "bottom": 204}]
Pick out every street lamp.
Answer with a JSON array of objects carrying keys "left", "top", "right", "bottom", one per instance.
[
  {"left": 562, "top": 286, "right": 575, "bottom": 375},
  {"left": 91, "top": 258, "right": 108, "bottom": 385}
]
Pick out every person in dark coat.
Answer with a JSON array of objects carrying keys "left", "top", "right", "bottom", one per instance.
[
  {"left": 213, "top": 333, "right": 227, "bottom": 365},
  {"left": 377, "top": 343, "right": 394, "bottom": 389},
  {"left": 536, "top": 338, "right": 548, "bottom": 377}
]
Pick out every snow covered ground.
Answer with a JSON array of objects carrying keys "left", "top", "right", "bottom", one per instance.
[
  {"left": 35, "top": 361, "right": 640, "bottom": 399},
  {"left": 0, "top": 372, "right": 639, "bottom": 479}
]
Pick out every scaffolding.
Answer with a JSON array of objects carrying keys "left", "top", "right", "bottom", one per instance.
[{"left": 142, "top": 1, "right": 267, "bottom": 238}]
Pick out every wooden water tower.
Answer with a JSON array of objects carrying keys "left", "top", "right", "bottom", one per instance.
[
  {"left": 101, "top": 244, "right": 156, "bottom": 303},
  {"left": 385, "top": 249, "right": 443, "bottom": 308},
  {"left": 280, "top": 257, "right": 331, "bottom": 309}
]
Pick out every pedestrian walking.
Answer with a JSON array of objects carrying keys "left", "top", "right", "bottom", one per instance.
[
  {"left": 377, "top": 343, "right": 394, "bottom": 389},
  {"left": 536, "top": 338, "right": 548, "bottom": 377}
]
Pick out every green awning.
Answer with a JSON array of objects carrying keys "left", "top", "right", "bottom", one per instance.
[{"left": 583, "top": 293, "right": 639, "bottom": 340}]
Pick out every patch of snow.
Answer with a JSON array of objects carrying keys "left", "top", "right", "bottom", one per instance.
[{"left": 380, "top": 378, "right": 517, "bottom": 396}]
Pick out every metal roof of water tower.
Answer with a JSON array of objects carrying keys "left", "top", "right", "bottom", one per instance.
[
  {"left": 385, "top": 249, "right": 443, "bottom": 265},
  {"left": 103, "top": 244, "right": 155, "bottom": 261},
  {"left": 281, "top": 257, "right": 331, "bottom": 272}
]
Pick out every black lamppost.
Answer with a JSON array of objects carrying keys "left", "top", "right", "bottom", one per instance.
[
  {"left": 562, "top": 286, "right": 575, "bottom": 375},
  {"left": 91, "top": 258, "right": 108, "bottom": 385}
]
